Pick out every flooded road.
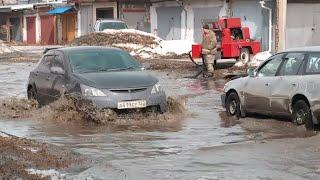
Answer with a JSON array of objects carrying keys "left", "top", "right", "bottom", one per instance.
[
  {"left": 1, "top": 62, "right": 320, "bottom": 179},
  {"left": 0, "top": 62, "right": 34, "bottom": 98}
]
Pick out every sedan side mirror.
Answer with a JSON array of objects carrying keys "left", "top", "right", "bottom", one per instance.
[
  {"left": 247, "top": 67, "right": 256, "bottom": 77},
  {"left": 141, "top": 63, "right": 150, "bottom": 70},
  {"left": 50, "top": 66, "right": 65, "bottom": 75}
]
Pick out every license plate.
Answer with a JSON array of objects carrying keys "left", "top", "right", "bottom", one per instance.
[{"left": 117, "top": 100, "right": 147, "bottom": 109}]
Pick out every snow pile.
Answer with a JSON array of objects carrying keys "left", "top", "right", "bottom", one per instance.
[
  {"left": 27, "top": 169, "right": 65, "bottom": 179},
  {"left": 250, "top": 51, "right": 272, "bottom": 66},
  {"left": 233, "top": 51, "right": 273, "bottom": 67},
  {"left": 234, "top": 61, "right": 246, "bottom": 67},
  {"left": 0, "top": 41, "right": 16, "bottom": 54},
  {"left": 70, "top": 29, "right": 192, "bottom": 59}
]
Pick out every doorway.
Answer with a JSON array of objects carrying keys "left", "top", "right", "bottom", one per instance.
[
  {"left": 96, "top": 8, "right": 114, "bottom": 19},
  {"left": 26, "top": 16, "right": 36, "bottom": 44},
  {"left": 9, "top": 17, "right": 21, "bottom": 42},
  {"left": 62, "top": 13, "right": 76, "bottom": 43}
]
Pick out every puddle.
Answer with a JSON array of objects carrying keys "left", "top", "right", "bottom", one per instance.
[{"left": 0, "top": 63, "right": 34, "bottom": 98}]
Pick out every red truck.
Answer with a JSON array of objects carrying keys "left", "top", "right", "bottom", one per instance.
[{"left": 192, "top": 18, "right": 261, "bottom": 63}]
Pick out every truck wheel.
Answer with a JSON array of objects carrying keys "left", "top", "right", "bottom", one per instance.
[
  {"left": 238, "top": 48, "right": 250, "bottom": 64},
  {"left": 226, "top": 92, "right": 241, "bottom": 118},
  {"left": 292, "top": 100, "right": 314, "bottom": 130}
]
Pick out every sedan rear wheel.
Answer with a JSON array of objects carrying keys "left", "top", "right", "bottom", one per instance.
[
  {"left": 292, "top": 100, "right": 314, "bottom": 130},
  {"left": 226, "top": 92, "right": 241, "bottom": 118}
]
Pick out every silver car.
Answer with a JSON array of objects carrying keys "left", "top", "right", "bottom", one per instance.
[
  {"left": 94, "top": 19, "right": 128, "bottom": 32},
  {"left": 221, "top": 47, "right": 320, "bottom": 130}
]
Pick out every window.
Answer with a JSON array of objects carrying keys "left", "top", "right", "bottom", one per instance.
[
  {"left": 51, "top": 55, "right": 64, "bottom": 70},
  {"left": 279, "top": 53, "right": 305, "bottom": 76},
  {"left": 68, "top": 49, "right": 140, "bottom": 73},
  {"left": 99, "top": 22, "right": 127, "bottom": 31},
  {"left": 231, "top": 28, "right": 243, "bottom": 40},
  {"left": 257, "top": 54, "right": 283, "bottom": 77},
  {"left": 96, "top": 8, "right": 114, "bottom": 19},
  {"left": 306, "top": 53, "right": 320, "bottom": 74},
  {"left": 39, "top": 55, "right": 54, "bottom": 71}
]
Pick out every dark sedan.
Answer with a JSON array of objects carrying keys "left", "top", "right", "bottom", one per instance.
[{"left": 27, "top": 46, "right": 167, "bottom": 112}]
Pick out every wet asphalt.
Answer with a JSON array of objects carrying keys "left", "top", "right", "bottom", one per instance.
[{"left": 0, "top": 62, "right": 320, "bottom": 180}]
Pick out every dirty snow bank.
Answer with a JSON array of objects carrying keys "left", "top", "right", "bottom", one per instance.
[
  {"left": 0, "top": 40, "right": 17, "bottom": 54},
  {"left": 250, "top": 51, "right": 272, "bottom": 66},
  {"left": 234, "top": 51, "right": 273, "bottom": 67},
  {"left": 27, "top": 169, "right": 65, "bottom": 179},
  {"left": 70, "top": 29, "right": 192, "bottom": 59}
]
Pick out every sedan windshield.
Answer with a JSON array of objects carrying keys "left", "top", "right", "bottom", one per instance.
[
  {"left": 68, "top": 49, "right": 140, "bottom": 73},
  {"left": 99, "top": 22, "right": 128, "bottom": 31}
]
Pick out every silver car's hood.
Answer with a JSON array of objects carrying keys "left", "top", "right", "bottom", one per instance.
[{"left": 224, "top": 77, "right": 248, "bottom": 92}]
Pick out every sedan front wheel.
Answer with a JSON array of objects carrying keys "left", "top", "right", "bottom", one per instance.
[{"left": 226, "top": 92, "right": 241, "bottom": 118}]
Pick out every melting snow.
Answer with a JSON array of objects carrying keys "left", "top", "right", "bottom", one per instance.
[{"left": 27, "top": 169, "right": 65, "bottom": 179}]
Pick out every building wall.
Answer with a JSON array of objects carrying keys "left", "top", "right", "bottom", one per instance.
[
  {"left": 150, "top": 0, "right": 270, "bottom": 51},
  {"left": 230, "top": 0, "right": 270, "bottom": 51},
  {"left": 118, "top": 3, "right": 151, "bottom": 33},
  {"left": 156, "top": 6, "right": 182, "bottom": 40},
  {"left": 185, "top": 0, "right": 224, "bottom": 43},
  {"left": 92, "top": 2, "right": 117, "bottom": 21},
  {"left": 78, "top": 1, "right": 117, "bottom": 36},
  {"left": 286, "top": 3, "right": 320, "bottom": 49},
  {"left": 79, "top": 4, "right": 93, "bottom": 36},
  {"left": 150, "top": 0, "right": 224, "bottom": 42}
]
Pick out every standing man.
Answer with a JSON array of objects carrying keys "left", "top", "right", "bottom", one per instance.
[{"left": 201, "top": 24, "right": 217, "bottom": 77}]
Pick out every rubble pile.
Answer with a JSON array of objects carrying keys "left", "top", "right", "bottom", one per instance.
[
  {"left": 70, "top": 29, "right": 191, "bottom": 59},
  {"left": 70, "top": 31, "right": 159, "bottom": 48}
]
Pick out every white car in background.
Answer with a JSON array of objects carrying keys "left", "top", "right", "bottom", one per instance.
[{"left": 94, "top": 19, "right": 128, "bottom": 32}]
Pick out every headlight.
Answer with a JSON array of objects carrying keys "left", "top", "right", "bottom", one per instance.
[
  {"left": 151, "top": 83, "right": 162, "bottom": 94},
  {"left": 81, "top": 84, "right": 106, "bottom": 97}
]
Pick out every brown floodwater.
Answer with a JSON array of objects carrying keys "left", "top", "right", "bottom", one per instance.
[{"left": 0, "top": 62, "right": 319, "bottom": 179}]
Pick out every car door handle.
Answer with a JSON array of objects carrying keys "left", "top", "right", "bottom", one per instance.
[
  {"left": 292, "top": 83, "right": 297, "bottom": 87},
  {"left": 265, "top": 83, "right": 269, "bottom": 86}
]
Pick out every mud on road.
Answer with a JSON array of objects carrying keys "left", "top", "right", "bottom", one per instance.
[
  {"left": 0, "top": 56, "right": 320, "bottom": 179},
  {"left": 0, "top": 133, "right": 84, "bottom": 179}
]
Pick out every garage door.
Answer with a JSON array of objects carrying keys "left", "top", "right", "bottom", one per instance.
[
  {"left": 156, "top": 6, "right": 182, "bottom": 40},
  {"left": 26, "top": 16, "right": 36, "bottom": 44},
  {"left": 40, "top": 15, "right": 55, "bottom": 45},
  {"left": 286, "top": 3, "right": 320, "bottom": 48},
  {"left": 193, "top": 7, "right": 221, "bottom": 43},
  {"left": 80, "top": 5, "right": 93, "bottom": 36},
  {"left": 121, "top": 8, "right": 150, "bottom": 33}
]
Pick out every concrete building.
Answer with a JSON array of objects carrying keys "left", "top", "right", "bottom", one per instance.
[
  {"left": 149, "top": 0, "right": 272, "bottom": 52},
  {"left": 0, "top": 4, "right": 34, "bottom": 42},
  {"left": 76, "top": 0, "right": 118, "bottom": 36},
  {"left": 22, "top": 4, "right": 76, "bottom": 45},
  {"left": 284, "top": 0, "right": 320, "bottom": 50},
  {"left": 118, "top": 0, "right": 151, "bottom": 33}
]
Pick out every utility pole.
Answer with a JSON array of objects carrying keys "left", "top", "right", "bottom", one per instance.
[{"left": 277, "top": 0, "right": 287, "bottom": 52}]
